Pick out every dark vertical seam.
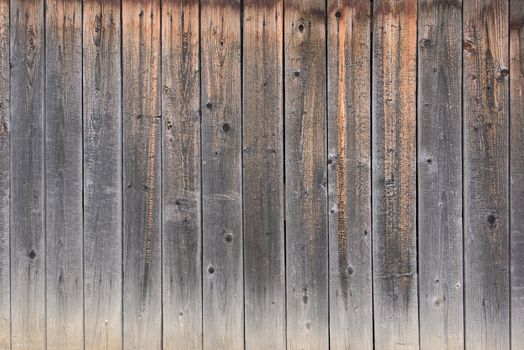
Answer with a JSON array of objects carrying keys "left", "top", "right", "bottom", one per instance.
[
  {"left": 324, "top": 0, "right": 330, "bottom": 348},
  {"left": 508, "top": 0, "right": 512, "bottom": 347},
  {"left": 370, "top": 0, "right": 376, "bottom": 348},
  {"left": 415, "top": 0, "right": 421, "bottom": 348},
  {"left": 240, "top": 0, "right": 246, "bottom": 348}
]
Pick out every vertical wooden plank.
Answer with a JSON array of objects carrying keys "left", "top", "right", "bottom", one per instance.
[
  {"left": 284, "top": 0, "right": 328, "bottom": 348},
  {"left": 243, "top": 0, "right": 285, "bottom": 349},
  {"left": 511, "top": 0, "right": 524, "bottom": 347},
  {"left": 372, "top": 0, "right": 418, "bottom": 348},
  {"left": 161, "top": 0, "right": 202, "bottom": 348},
  {"left": 10, "top": 0, "right": 46, "bottom": 348},
  {"left": 83, "top": 1, "right": 122, "bottom": 349},
  {"left": 463, "top": 0, "right": 510, "bottom": 348},
  {"left": 326, "top": 1, "right": 372, "bottom": 349},
  {"left": 0, "top": 0, "right": 9, "bottom": 348},
  {"left": 122, "top": 0, "right": 162, "bottom": 349},
  {"left": 45, "top": 1, "right": 83, "bottom": 348},
  {"left": 417, "top": 0, "right": 463, "bottom": 348},
  {"left": 201, "top": 0, "right": 243, "bottom": 347}
]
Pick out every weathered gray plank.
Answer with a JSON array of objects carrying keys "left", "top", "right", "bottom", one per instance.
[
  {"left": 511, "top": 0, "right": 524, "bottom": 347},
  {"left": 45, "top": 1, "right": 83, "bottom": 348},
  {"left": 463, "top": 0, "right": 510, "bottom": 348},
  {"left": 10, "top": 0, "right": 46, "bottom": 348},
  {"left": 284, "top": 0, "right": 328, "bottom": 348},
  {"left": 161, "top": 0, "right": 202, "bottom": 348},
  {"left": 83, "top": 1, "right": 123, "bottom": 349},
  {"left": 372, "top": 0, "right": 419, "bottom": 348},
  {"left": 201, "top": 0, "right": 243, "bottom": 348},
  {"left": 327, "top": 1, "right": 373, "bottom": 349},
  {"left": 0, "top": 0, "right": 9, "bottom": 348},
  {"left": 243, "top": 0, "right": 285, "bottom": 348},
  {"left": 122, "top": 0, "right": 162, "bottom": 349},
  {"left": 417, "top": 0, "right": 463, "bottom": 348}
]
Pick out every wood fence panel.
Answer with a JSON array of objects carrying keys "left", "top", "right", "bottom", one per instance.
[{"left": 463, "top": 0, "right": 510, "bottom": 348}]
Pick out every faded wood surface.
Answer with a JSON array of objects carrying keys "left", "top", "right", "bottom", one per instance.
[
  {"left": 284, "top": 0, "right": 328, "bottom": 348},
  {"left": 511, "top": 0, "right": 524, "bottom": 347},
  {"left": 372, "top": 0, "right": 419, "bottom": 349},
  {"left": 417, "top": 0, "right": 464, "bottom": 348},
  {"left": 83, "top": 1, "right": 123, "bottom": 349},
  {"left": 463, "top": 0, "right": 510, "bottom": 349},
  {"left": 10, "top": 0, "right": 46, "bottom": 348},
  {"left": 327, "top": 0, "right": 373, "bottom": 349},
  {"left": 242, "top": 0, "right": 285, "bottom": 349},
  {"left": 0, "top": 0, "right": 9, "bottom": 348},
  {"left": 45, "top": 1, "right": 84, "bottom": 349},
  {"left": 201, "top": 0, "right": 243, "bottom": 348},
  {"left": 161, "top": 0, "right": 202, "bottom": 348},
  {"left": 122, "top": 0, "right": 162, "bottom": 349}
]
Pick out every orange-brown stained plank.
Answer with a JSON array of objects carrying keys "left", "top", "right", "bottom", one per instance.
[
  {"left": 327, "top": 0, "right": 372, "bottom": 349},
  {"left": 284, "top": 0, "right": 328, "bottom": 348},
  {"left": 201, "top": 0, "right": 243, "bottom": 348},
  {"left": 243, "top": 0, "right": 285, "bottom": 349},
  {"left": 372, "top": 0, "right": 419, "bottom": 349},
  {"left": 10, "top": 0, "right": 46, "bottom": 348},
  {"left": 45, "top": 0, "right": 83, "bottom": 349},
  {"left": 511, "top": 0, "right": 524, "bottom": 347},
  {"left": 417, "top": 0, "right": 464, "bottom": 348},
  {"left": 83, "top": 1, "right": 123, "bottom": 349},
  {"left": 0, "top": 0, "right": 9, "bottom": 348},
  {"left": 463, "top": 0, "right": 510, "bottom": 349},
  {"left": 161, "top": 0, "right": 202, "bottom": 348},
  {"left": 122, "top": 0, "right": 162, "bottom": 349}
]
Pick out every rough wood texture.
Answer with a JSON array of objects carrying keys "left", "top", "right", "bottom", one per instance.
[
  {"left": 10, "top": 0, "right": 46, "bottom": 348},
  {"left": 511, "top": 0, "right": 524, "bottom": 347},
  {"left": 417, "top": 0, "right": 463, "bottom": 348},
  {"left": 243, "top": 0, "right": 285, "bottom": 349},
  {"left": 201, "top": 0, "right": 243, "bottom": 348},
  {"left": 83, "top": 1, "right": 123, "bottom": 349},
  {"left": 463, "top": 0, "right": 510, "bottom": 349},
  {"left": 327, "top": 0, "right": 372, "bottom": 349},
  {"left": 122, "top": 1, "right": 162, "bottom": 349},
  {"left": 284, "top": 0, "right": 328, "bottom": 348},
  {"left": 372, "top": 0, "right": 419, "bottom": 348},
  {"left": 0, "top": 0, "right": 9, "bottom": 348},
  {"left": 45, "top": 1, "right": 84, "bottom": 349},
  {"left": 161, "top": 0, "right": 202, "bottom": 348}
]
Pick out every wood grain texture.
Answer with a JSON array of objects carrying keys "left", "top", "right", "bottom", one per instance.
[
  {"left": 45, "top": 1, "right": 83, "bottom": 348},
  {"left": 327, "top": 1, "right": 372, "bottom": 349},
  {"left": 510, "top": 0, "right": 524, "bottom": 347},
  {"left": 372, "top": 0, "right": 419, "bottom": 348},
  {"left": 10, "top": 0, "right": 46, "bottom": 348},
  {"left": 284, "top": 0, "right": 328, "bottom": 348},
  {"left": 0, "top": 0, "right": 9, "bottom": 348},
  {"left": 122, "top": 0, "right": 162, "bottom": 349},
  {"left": 201, "top": 0, "right": 243, "bottom": 348},
  {"left": 83, "top": 1, "right": 122, "bottom": 349},
  {"left": 463, "top": 0, "right": 510, "bottom": 349},
  {"left": 161, "top": 0, "right": 202, "bottom": 348},
  {"left": 243, "top": 0, "right": 285, "bottom": 349},
  {"left": 417, "top": 0, "right": 463, "bottom": 348}
]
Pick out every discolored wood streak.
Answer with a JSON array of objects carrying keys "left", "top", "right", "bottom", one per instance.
[
  {"left": 285, "top": 0, "right": 328, "bottom": 348},
  {"left": 45, "top": 0, "right": 84, "bottom": 349},
  {"left": 510, "top": 0, "right": 524, "bottom": 348},
  {"left": 372, "top": 0, "right": 419, "bottom": 349},
  {"left": 161, "top": 0, "right": 202, "bottom": 349},
  {"left": 463, "top": 0, "right": 510, "bottom": 349},
  {"left": 122, "top": 0, "right": 162, "bottom": 349},
  {"left": 10, "top": 0, "right": 46, "bottom": 348},
  {"left": 327, "top": 0, "right": 373, "bottom": 349},
  {"left": 201, "top": 0, "right": 243, "bottom": 349},
  {"left": 83, "top": 1, "right": 123, "bottom": 349},
  {"left": 243, "top": 0, "right": 285, "bottom": 349},
  {"left": 0, "top": 0, "right": 9, "bottom": 348},
  {"left": 417, "top": 0, "right": 464, "bottom": 348}
]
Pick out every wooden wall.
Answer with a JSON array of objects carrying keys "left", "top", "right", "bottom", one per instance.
[{"left": 0, "top": 0, "right": 523, "bottom": 349}]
